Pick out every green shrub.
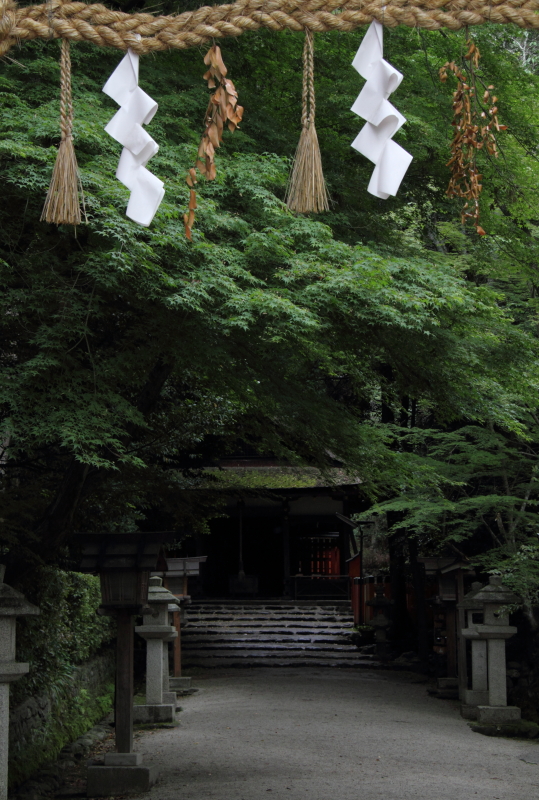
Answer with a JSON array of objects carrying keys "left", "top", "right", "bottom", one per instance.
[{"left": 11, "top": 566, "right": 114, "bottom": 706}]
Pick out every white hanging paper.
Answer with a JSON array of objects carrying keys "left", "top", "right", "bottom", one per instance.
[
  {"left": 350, "top": 22, "right": 412, "bottom": 199},
  {"left": 103, "top": 49, "right": 164, "bottom": 227}
]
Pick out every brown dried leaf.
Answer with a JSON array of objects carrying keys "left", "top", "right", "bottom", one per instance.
[
  {"left": 187, "top": 45, "right": 242, "bottom": 239},
  {"left": 207, "top": 124, "right": 220, "bottom": 148},
  {"left": 212, "top": 46, "right": 228, "bottom": 77}
]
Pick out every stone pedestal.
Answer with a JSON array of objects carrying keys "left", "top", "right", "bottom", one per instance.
[
  {"left": 0, "top": 566, "right": 40, "bottom": 800},
  {"left": 169, "top": 676, "right": 192, "bottom": 690},
  {"left": 134, "top": 578, "right": 180, "bottom": 724},
  {"left": 366, "top": 584, "right": 393, "bottom": 659},
  {"left": 87, "top": 762, "right": 158, "bottom": 796},
  {"left": 465, "top": 639, "right": 488, "bottom": 706},
  {"left": 461, "top": 576, "right": 521, "bottom": 723}
]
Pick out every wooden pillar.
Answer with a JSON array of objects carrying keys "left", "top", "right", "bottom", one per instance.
[
  {"left": 115, "top": 610, "right": 134, "bottom": 753},
  {"left": 445, "top": 606, "right": 457, "bottom": 677},
  {"left": 283, "top": 505, "right": 291, "bottom": 597},
  {"left": 456, "top": 568, "right": 467, "bottom": 701},
  {"left": 172, "top": 610, "right": 181, "bottom": 677},
  {"left": 408, "top": 539, "right": 429, "bottom": 661}
]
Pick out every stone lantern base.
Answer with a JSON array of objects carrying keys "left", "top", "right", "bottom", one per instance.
[
  {"left": 132, "top": 702, "right": 176, "bottom": 724},
  {"left": 170, "top": 676, "right": 192, "bottom": 690},
  {"left": 477, "top": 705, "right": 521, "bottom": 724},
  {"left": 87, "top": 754, "right": 158, "bottom": 796}
]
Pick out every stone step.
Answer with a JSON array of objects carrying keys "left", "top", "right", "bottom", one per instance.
[
  {"left": 186, "top": 606, "right": 352, "bottom": 614},
  {"left": 182, "top": 602, "right": 360, "bottom": 671},
  {"left": 182, "top": 657, "right": 379, "bottom": 669},
  {"left": 183, "top": 647, "right": 367, "bottom": 659},
  {"left": 188, "top": 601, "right": 351, "bottom": 608},
  {"left": 184, "top": 620, "right": 353, "bottom": 629},
  {"left": 182, "top": 634, "right": 353, "bottom": 644},
  {"left": 182, "top": 642, "right": 359, "bottom": 652},
  {"left": 185, "top": 612, "right": 354, "bottom": 627}
]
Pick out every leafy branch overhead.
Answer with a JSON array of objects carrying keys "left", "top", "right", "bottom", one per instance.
[
  {"left": 184, "top": 45, "right": 244, "bottom": 240},
  {"left": 439, "top": 38, "right": 506, "bottom": 236}
]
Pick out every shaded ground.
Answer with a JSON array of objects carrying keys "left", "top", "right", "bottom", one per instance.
[{"left": 130, "top": 668, "right": 539, "bottom": 800}]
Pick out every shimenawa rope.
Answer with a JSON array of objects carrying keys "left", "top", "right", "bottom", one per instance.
[{"left": 2, "top": 0, "right": 539, "bottom": 60}]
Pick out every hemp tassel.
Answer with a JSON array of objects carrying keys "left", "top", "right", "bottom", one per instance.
[
  {"left": 41, "top": 39, "right": 82, "bottom": 226},
  {"left": 286, "top": 29, "right": 329, "bottom": 214}
]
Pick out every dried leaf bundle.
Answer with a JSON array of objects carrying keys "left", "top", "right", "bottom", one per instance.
[
  {"left": 184, "top": 45, "right": 243, "bottom": 240},
  {"left": 440, "top": 39, "right": 506, "bottom": 236},
  {"left": 41, "top": 39, "right": 82, "bottom": 226},
  {"left": 286, "top": 29, "right": 329, "bottom": 215}
]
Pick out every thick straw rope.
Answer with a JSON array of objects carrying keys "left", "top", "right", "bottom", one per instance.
[{"left": 2, "top": 0, "right": 539, "bottom": 59}]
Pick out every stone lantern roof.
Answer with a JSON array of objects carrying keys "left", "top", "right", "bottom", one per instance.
[
  {"left": 457, "top": 581, "right": 484, "bottom": 611},
  {"left": 471, "top": 575, "right": 521, "bottom": 607},
  {"left": 147, "top": 576, "right": 181, "bottom": 606}
]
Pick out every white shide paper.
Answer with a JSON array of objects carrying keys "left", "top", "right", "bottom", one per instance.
[
  {"left": 103, "top": 49, "right": 164, "bottom": 227},
  {"left": 351, "top": 21, "right": 412, "bottom": 199}
]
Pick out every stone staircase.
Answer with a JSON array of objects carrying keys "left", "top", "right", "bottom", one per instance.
[{"left": 181, "top": 601, "right": 379, "bottom": 669}]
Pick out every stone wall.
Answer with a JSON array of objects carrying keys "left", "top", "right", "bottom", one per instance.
[{"left": 8, "top": 648, "right": 115, "bottom": 789}]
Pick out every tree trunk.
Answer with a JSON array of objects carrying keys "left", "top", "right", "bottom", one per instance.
[{"left": 408, "top": 536, "right": 429, "bottom": 661}]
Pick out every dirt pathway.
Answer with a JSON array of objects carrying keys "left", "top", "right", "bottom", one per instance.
[{"left": 133, "top": 668, "right": 539, "bottom": 800}]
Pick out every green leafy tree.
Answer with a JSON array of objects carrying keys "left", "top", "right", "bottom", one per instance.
[{"left": 1, "top": 26, "right": 539, "bottom": 618}]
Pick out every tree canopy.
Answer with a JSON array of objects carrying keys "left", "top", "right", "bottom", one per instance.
[{"left": 1, "top": 20, "right": 539, "bottom": 615}]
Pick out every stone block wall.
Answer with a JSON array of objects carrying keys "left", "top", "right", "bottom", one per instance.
[{"left": 8, "top": 648, "right": 115, "bottom": 789}]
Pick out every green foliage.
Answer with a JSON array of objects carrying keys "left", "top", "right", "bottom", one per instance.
[
  {"left": 7, "top": 568, "right": 114, "bottom": 788},
  {"left": 11, "top": 568, "right": 114, "bottom": 706},
  {"left": 9, "top": 682, "right": 114, "bottom": 788},
  {"left": 2, "top": 25, "right": 539, "bottom": 618}
]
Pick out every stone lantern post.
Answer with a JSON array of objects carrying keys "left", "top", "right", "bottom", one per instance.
[
  {"left": 366, "top": 583, "right": 393, "bottom": 658},
  {"left": 458, "top": 582, "right": 488, "bottom": 716},
  {"left": 134, "top": 577, "right": 180, "bottom": 723},
  {"left": 461, "top": 575, "right": 521, "bottom": 724},
  {"left": 0, "top": 565, "right": 40, "bottom": 800}
]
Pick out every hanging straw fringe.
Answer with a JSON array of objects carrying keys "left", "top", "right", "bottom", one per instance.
[
  {"left": 41, "top": 38, "right": 82, "bottom": 226},
  {"left": 286, "top": 29, "right": 329, "bottom": 214}
]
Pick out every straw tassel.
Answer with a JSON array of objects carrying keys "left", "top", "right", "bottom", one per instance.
[
  {"left": 286, "top": 29, "right": 329, "bottom": 214},
  {"left": 41, "top": 39, "right": 82, "bottom": 226}
]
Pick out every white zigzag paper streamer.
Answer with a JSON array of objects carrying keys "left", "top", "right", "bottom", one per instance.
[
  {"left": 351, "top": 21, "right": 412, "bottom": 199},
  {"left": 103, "top": 49, "right": 165, "bottom": 227}
]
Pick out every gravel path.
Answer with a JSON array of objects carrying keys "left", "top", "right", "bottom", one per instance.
[{"left": 133, "top": 668, "right": 539, "bottom": 800}]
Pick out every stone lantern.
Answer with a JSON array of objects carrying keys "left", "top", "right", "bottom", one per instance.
[
  {"left": 366, "top": 583, "right": 393, "bottom": 658},
  {"left": 0, "top": 565, "right": 40, "bottom": 800},
  {"left": 151, "top": 556, "right": 207, "bottom": 691},
  {"left": 77, "top": 532, "right": 173, "bottom": 796},
  {"left": 458, "top": 581, "right": 488, "bottom": 716},
  {"left": 134, "top": 577, "right": 180, "bottom": 723},
  {"left": 461, "top": 575, "right": 521, "bottom": 724}
]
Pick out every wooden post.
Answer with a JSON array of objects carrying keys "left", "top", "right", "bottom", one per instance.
[
  {"left": 115, "top": 610, "right": 134, "bottom": 753},
  {"left": 446, "top": 606, "right": 457, "bottom": 677},
  {"left": 173, "top": 610, "right": 181, "bottom": 677},
  {"left": 283, "top": 505, "right": 291, "bottom": 598},
  {"left": 456, "top": 568, "right": 467, "bottom": 701}
]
